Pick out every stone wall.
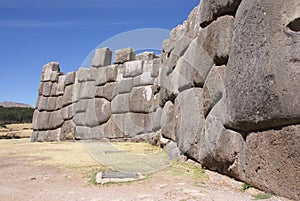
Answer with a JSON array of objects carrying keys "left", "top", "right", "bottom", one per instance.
[{"left": 32, "top": 0, "right": 300, "bottom": 200}]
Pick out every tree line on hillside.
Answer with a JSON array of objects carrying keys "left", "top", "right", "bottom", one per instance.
[{"left": 0, "top": 106, "right": 34, "bottom": 124}]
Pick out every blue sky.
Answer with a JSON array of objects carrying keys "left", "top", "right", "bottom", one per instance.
[{"left": 0, "top": 0, "right": 199, "bottom": 106}]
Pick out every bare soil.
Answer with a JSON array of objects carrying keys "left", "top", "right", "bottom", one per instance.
[{"left": 0, "top": 139, "right": 292, "bottom": 201}]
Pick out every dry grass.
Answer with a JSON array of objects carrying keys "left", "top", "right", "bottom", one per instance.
[{"left": 0, "top": 123, "right": 32, "bottom": 138}]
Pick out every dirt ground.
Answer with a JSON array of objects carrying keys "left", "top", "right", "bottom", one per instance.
[{"left": 0, "top": 139, "right": 293, "bottom": 201}]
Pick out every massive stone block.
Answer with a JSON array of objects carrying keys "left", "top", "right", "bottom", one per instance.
[
  {"left": 198, "top": 0, "right": 242, "bottom": 28},
  {"left": 41, "top": 62, "right": 60, "bottom": 82},
  {"left": 77, "top": 67, "right": 96, "bottom": 82},
  {"left": 197, "top": 98, "right": 245, "bottom": 179},
  {"left": 135, "top": 52, "right": 156, "bottom": 61},
  {"left": 174, "top": 88, "right": 205, "bottom": 156},
  {"left": 225, "top": 0, "right": 300, "bottom": 131},
  {"left": 171, "top": 38, "right": 214, "bottom": 93},
  {"left": 114, "top": 48, "right": 135, "bottom": 64},
  {"left": 111, "top": 94, "right": 130, "bottom": 114},
  {"left": 123, "top": 60, "right": 143, "bottom": 78},
  {"left": 117, "top": 78, "right": 133, "bottom": 94},
  {"left": 95, "top": 98, "right": 111, "bottom": 124},
  {"left": 124, "top": 113, "right": 147, "bottom": 137},
  {"left": 62, "top": 85, "right": 74, "bottom": 107},
  {"left": 129, "top": 86, "right": 154, "bottom": 113},
  {"left": 203, "top": 65, "right": 226, "bottom": 117},
  {"left": 161, "top": 101, "right": 176, "bottom": 141},
  {"left": 79, "top": 81, "right": 95, "bottom": 99},
  {"left": 75, "top": 126, "right": 104, "bottom": 140},
  {"left": 103, "top": 114, "right": 125, "bottom": 139},
  {"left": 65, "top": 72, "right": 76, "bottom": 86},
  {"left": 73, "top": 99, "right": 99, "bottom": 127},
  {"left": 60, "top": 120, "right": 76, "bottom": 140},
  {"left": 245, "top": 125, "right": 300, "bottom": 201},
  {"left": 197, "top": 15, "right": 234, "bottom": 65},
  {"left": 92, "top": 47, "right": 112, "bottom": 68}
]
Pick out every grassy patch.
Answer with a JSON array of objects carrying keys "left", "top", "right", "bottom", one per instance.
[
  {"left": 168, "top": 161, "right": 206, "bottom": 180},
  {"left": 241, "top": 182, "right": 251, "bottom": 191},
  {"left": 252, "top": 193, "right": 272, "bottom": 200}
]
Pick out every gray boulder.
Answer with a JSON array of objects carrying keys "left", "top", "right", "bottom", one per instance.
[
  {"left": 42, "top": 82, "right": 52, "bottom": 97},
  {"left": 79, "top": 81, "right": 95, "bottom": 99},
  {"left": 92, "top": 47, "right": 112, "bottom": 67},
  {"left": 124, "top": 113, "right": 147, "bottom": 137},
  {"left": 62, "top": 85, "right": 74, "bottom": 107},
  {"left": 225, "top": 0, "right": 300, "bottom": 131}
]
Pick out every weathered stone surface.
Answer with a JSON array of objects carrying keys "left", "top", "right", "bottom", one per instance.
[
  {"left": 225, "top": 0, "right": 300, "bottom": 131},
  {"left": 103, "top": 114, "right": 125, "bottom": 139},
  {"left": 62, "top": 104, "right": 74, "bottom": 120},
  {"left": 175, "top": 88, "right": 205, "bottom": 155},
  {"left": 77, "top": 67, "right": 96, "bottom": 82},
  {"left": 73, "top": 99, "right": 99, "bottom": 127},
  {"left": 124, "top": 113, "right": 147, "bottom": 137},
  {"left": 41, "top": 62, "right": 60, "bottom": 82},
  {"left": 164, "top": 36, "right": 192, "bottom": 71},
  {"left": 114, "top": 48, "right": 135, "bottom": 64},
  {"left": 102, "top": 82, "right": 118, "bottom": 101},
  {"left": 111, "top": 94, "right": 130, "bottom": 114},
  {"left": 161, "top": 101, "right": 176, "bottom": 141},
  {"left": 65, "top": 72, "right": 76, "bottom": 86},
  {"left": 92, "top": 47, "right": 112, "bottom": 67},
  {"left": 37, "top": 96, "right": 48, "bottom": 111},
  {"left": 106, "top": 65, "right": 118, "bottom": 82},
  {"left": 203, "top": 65, "right": 226, "bottom": 117},
  {"left": 164, "top": 141, "right": 181, "bottom": 161},
  {"left": 79, "top": 81, "right": 95, "bottom": 99},
  {"left": 95, "top": 67, "right": 107, "bottom": 86},
  {"left": 183, "top": 3, "right": 201, "bottom": 39},
  {"left": 149, "top": 107, "right": 162, "bottom": 132},
  {"left": 123, "top": 60, "right": 143, "bottom": 78},
  {"left": 62, "top": 85, "right": 74, "bottom": 106},
  {"left": 116, "top": 64, "right": 124, "bottom": 82},
  {"left": 32, "top": 110, "right": 50, "bottom": 130},
  {"left": 75, "top": 126, "right": 104, "bottom": 140},
  {"left": 117, "top": 78, "right": 133, "bottom": 94},
  {"left": 95, "top": 98, "right": 111, "bottom": 124},
  {"left": 198, "top": 0, "right": 242, "bottom": 28},
  {"left": 198, "top": 15, "right": 234, "bottom": 65},
  {"left": 46, "top": 97, "right": 59, "bottom": 111},
  {"left": 171, "top": 38, "right": 214, "bottom": 93},
  {"left": 38, "top": 83, "right": 44, "bottom": 96},
  {"left": 74, "top": 99, "right": 89, "bottom": 113},
  {"left": 133, "top": 73, "right": 154, "bottom": 87},
  {"left": 36, "top": 128, "right": 61, "bottom": 142},
  {"left": 129, "top": 86, "right": 154, "bottom": 113},
  {"left": 245, "top": 125, "right": 300, "bottom": 201},
  {"left": 95, "top": 83, "right": 118, "bottom": 101},
  {"left": 135, "top": 52, "right": 156, "bottom": 61},
  {"left": 48, "top": 110, "right": 64, "bottom": 129},
  {"left": 150, "top": 59, "right": 161, "bottom": 78},
  {"left": 42, "top": 82, "right": 52, "bottom": 97},
  {"left": 50, "top": 83, "right": 57, "bottom": 96},
  {"left": 60, "top": 120, "right": 76, "bottom": 140},
  {"left": 50, "top": 71, "right": 60, "bottom": 82}
]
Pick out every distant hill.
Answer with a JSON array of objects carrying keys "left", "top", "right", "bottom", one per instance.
[{"left": 0, "top": 101, "right": 33, "bottom": 108}]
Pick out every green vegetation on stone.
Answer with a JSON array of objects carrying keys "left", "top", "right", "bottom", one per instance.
[{"left": 241, "top": 182, "right": 251, "bottom": 191}]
